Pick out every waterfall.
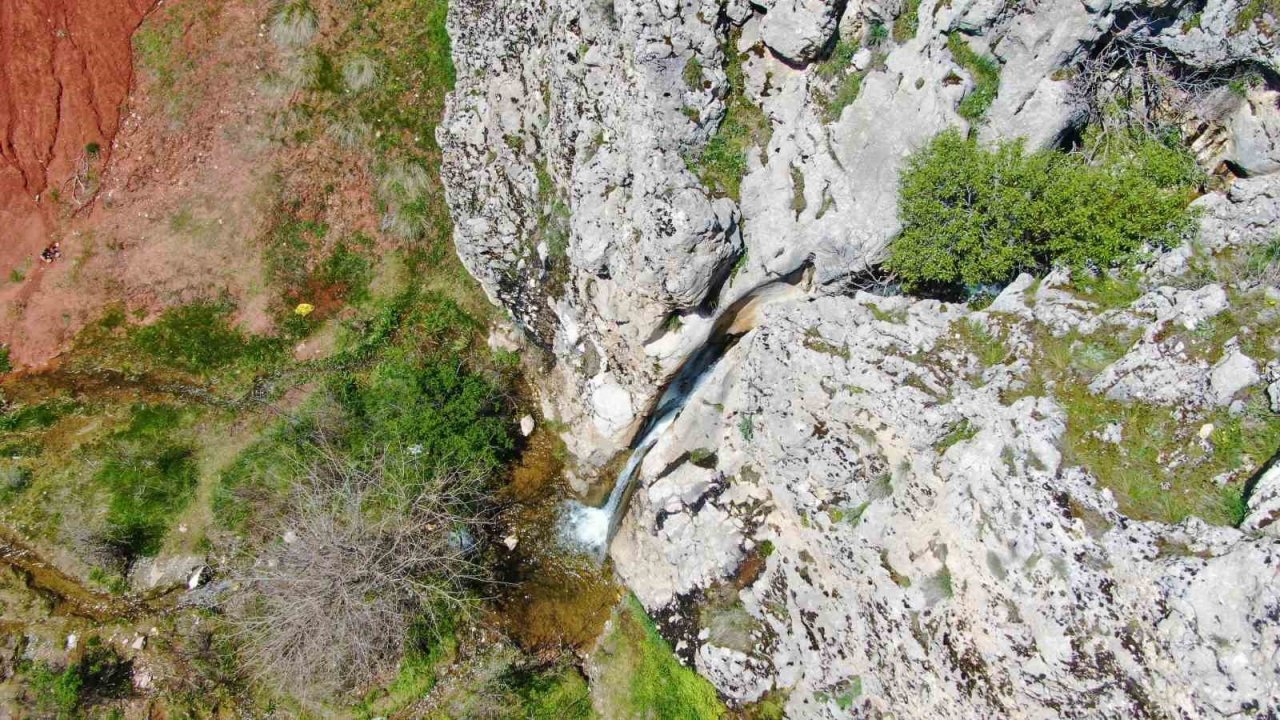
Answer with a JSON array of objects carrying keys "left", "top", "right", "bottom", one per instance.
[{"left": 560, "top": 267, "right": 812, "bottom": 559}]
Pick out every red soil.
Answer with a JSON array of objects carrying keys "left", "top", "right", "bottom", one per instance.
[{"left": 0, "top": 0, "right": 154, "bottom": 270}]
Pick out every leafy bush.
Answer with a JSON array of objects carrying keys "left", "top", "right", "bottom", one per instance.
[{"left": 887, "top": 129, "right": 1198, "bottom": 294}]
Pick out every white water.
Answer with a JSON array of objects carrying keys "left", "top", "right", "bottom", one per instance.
[{"left": 561, "top": 342, "right": 723, "bottom": 557}]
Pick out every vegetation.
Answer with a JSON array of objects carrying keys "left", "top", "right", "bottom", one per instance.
[
  {"left": 235, "top": 448, "right": 492, "bottom": 698},
  {"left": 132, "top": 0, "right": 217, "bottom": 120},
  {"left": 947, "top": 34, "right": 1000, "bottom": 125},
  {"left": 886, "top": 129, "right": 1199, "bottom": 294},
  {"left": 893, "top": 0, "right": 923, "bottom": 43},
  {"left": 26, "top": 642, "right": 132, "bottom": 718},
  {"left": 815, "top": 38, "right": 866, "bottom": 121},
  {"left": 690, "top": 34, "right": 772, "bottom": 200},
  {"left": 131, "top": 301, "right": 277, "bottom": 374},
  {"left": 592, "top": 596, "right": 726, "bottom": 719}
]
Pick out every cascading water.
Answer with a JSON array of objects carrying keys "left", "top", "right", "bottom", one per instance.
[
  {"left": 563, "top": 341, "right": 731, "bottom": 557},
  {"left": 560, "top": 268, "right": 811, "bottom": 559}
]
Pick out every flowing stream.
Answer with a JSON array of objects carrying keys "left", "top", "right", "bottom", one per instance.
[{"left": 562, "top": 271, "right": 809, "bottom": 558}]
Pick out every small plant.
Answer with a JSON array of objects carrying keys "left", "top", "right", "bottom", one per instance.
[
  {"left": 0, "top": 345, "right": 10, "bottom": 373},
  {"left": 738, "top": 414, "right": 755, "bottom": 441},
  {"left": 271, "top": 0, "right": 318, "bottom": 48},
  {"left": 867, "top": 22, "right": 889, "bottom": 46},
  {"left": 682, "top": 55, "right": 703, "bottom": 90},
  {"left": 937, "top": 418, "right": 978, "bottom": 452}
]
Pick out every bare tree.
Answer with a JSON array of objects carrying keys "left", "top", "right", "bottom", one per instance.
[{"left": 231, "top": 442, "right": 490, "bottom": 698}]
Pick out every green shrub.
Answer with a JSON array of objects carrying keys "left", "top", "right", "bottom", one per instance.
[
  {"left": 0, "top": 345, "right": 10, "bottom": 373},
  {"left": 886, "top": 129, "right": 1197, "bottom": 294}
]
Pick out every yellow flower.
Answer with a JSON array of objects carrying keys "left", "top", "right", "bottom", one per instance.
[{"left": 294, "top": 303, "right": 315, "bottom": 316}]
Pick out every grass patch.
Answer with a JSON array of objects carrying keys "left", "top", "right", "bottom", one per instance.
[
  {"left": 955, "top": 319, "right": 1008, "bottom": 368},
  {"left": 893, "top": 0, "right": 923, "bottom": 42},
  {"left": 1016, "top": 324, "right": 1280, "bottom": 526},
  {"left": 947, "top": 34, "right": 1000, "bottom": 126},
  {"left": 592, "top": 596, "right": 726, "bottom": 719},
  {"left": 937, "top": 418, "right": 978, "bottom": 453},
  {"left": 96, "top": 405, "right": 199, "bottom": 558},
  {"left": 133, "top": 1, "right": 217, "bottom": 120},
  {"left": 24, "top": 640, "right": 132, "bottom": 717},
  {"left": 131, "top": 301, "right": 278, "bottom": 374},
  {"left": 690, "top": 32, "right": 772, "bottom": 200}
]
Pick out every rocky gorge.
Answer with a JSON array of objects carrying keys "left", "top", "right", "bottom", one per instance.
[{"left": 440, "top": 0, "right": 1280, "bottom": 716}]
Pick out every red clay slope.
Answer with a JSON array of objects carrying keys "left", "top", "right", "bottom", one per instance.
[{"left": 0, "top": 0, "right": 153, "bottom": 269}]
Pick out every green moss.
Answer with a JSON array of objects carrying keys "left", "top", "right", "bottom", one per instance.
[
  {"left": 595, "top": 596, "right": 726, "bottom": 719},
  {"left": 947, "top": 34, "right": 1000, "bottom": 125}
]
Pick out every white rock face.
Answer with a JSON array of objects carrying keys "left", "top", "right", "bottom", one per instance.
[
  {"left": 440, "top": 0, "right": 1280, "bottom": 714},
  {"left": 1245, "top": 463, "right": 1280, "bottom": 536},
  {"left": 758, "top": 0, "right": 842, "bottom": 64},
  {"left": 611, "top": 292, "right": 1280, "bottom": 717}
]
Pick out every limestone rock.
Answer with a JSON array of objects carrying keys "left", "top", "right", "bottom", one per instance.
[
  {"left": 128, "top": 554, "right": 207, "bottom": 593},
  {"left": 1244, "top": 462, "right": 1280, "bottom": 536},
  {"left": 1209, "top": 348, "right": 1261, "bottom": 405},
  {"left": 758, "top": 0, "right": 842, "bottom": 64}
]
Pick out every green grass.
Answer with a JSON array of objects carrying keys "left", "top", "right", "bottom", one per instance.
[
  {"left": 25, "top": 641, "right": 132, "bottom": 718},
  {"left": 937, "top": 418, "right": 978, "bottom": 452},
  {"left": 683, "top": 56, "right": 704, "bottom": 90},
  {"left": 509, "top": 664, "right": 597, "bottom": 720},
  {"left": 131, "top": 301, "right": 278, "bottom": 374},
  {"left": 1013, "top": 324, "right": 1280, "bottom": 526},
  {"left": 947, "top": 34, "right": 1000, "bottom": 125},
  {"left": 593, "top": 596, "right": 726, "bottom": 719},
  {"left": 96, "top": 405, "right": 199, "bottom": 558},
  {"left": 1235, "top": 0, "right": 1280, "bottom": 31},
  {"left": 691, "top": 32, "right": 772, "bottom": 200},
  {"left": 955, "top": 319, "right": 1007, "bottom": 368},
  {"left": 893, "top": 0, "right": 922, "bottom": 42}
]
